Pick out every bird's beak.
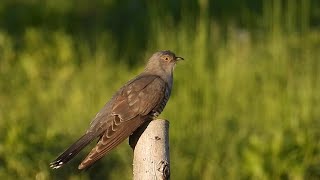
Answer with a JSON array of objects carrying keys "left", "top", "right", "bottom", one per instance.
[{"left": 175, "top": 56, "right": 184, "bottom": 61}]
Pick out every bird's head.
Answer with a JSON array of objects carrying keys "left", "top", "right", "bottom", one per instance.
[{"left": 145, "top": 50, "right": 184, "bottom": 75}]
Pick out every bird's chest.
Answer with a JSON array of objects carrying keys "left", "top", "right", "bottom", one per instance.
[{"left": 151, "top": 86, "right": 171, "bottom": 119}]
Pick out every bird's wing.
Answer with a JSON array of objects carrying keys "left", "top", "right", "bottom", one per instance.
[{"left": 78, "top": 75, "right": 166, "bottom": 169}]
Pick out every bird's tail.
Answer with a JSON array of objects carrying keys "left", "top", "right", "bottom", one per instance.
[{"left": 50, "top": 133, "right": 95, "bottom": 169}]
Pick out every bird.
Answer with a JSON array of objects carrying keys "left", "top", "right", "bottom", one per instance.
[{"left": 50, "top": 50, "right": 183, "bottom": 170}]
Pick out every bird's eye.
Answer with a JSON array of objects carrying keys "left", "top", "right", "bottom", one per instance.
[{"left": 163, "top": 56, "right": 170, "bottom": 61}]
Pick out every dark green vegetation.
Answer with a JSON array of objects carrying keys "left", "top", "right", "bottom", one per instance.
[{"left": 0, "top": 0, "right": 319, "bottom": 179}]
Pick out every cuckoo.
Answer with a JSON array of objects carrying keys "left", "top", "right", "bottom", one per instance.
[{"left": 50, "top": 50, "right": 183, "bottom": 170}]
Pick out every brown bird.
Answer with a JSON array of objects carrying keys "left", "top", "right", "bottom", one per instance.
[{"left": 50, "top": 50, "right": 183, "bottom": 170}]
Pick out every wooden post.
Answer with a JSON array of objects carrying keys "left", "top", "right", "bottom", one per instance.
[{"left": 129, "top": 119, "right": 170, "bottom": 180}]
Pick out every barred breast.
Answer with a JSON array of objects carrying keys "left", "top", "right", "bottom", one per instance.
[{"left": 151, "top": 85, "right": 171, "bottom": 119}]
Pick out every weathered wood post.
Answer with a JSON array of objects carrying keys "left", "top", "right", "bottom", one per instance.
[{"left": 129, "top": 119, "right": 170, "bottom": 180}]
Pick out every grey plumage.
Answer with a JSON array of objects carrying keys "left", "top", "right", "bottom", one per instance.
[{"left": 50, "top": 50, "right": 183, "bottom": 170}]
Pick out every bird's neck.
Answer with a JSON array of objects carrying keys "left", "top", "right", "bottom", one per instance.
[{"left": 143, "top": 69, "right": 173, "bottom": 87}]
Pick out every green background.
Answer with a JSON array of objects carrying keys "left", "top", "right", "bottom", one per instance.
[{"left": 0, "top": 0, "right": 319, "bottom": 179}]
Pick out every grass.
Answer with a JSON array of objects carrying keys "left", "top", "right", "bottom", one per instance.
[{"left": 0, "top": 1, "right": 320, "bottom": 179}]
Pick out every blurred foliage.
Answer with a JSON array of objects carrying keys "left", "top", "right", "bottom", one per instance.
[{"left": 0, "top": 0, "right": 320, "bottom": 179}]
